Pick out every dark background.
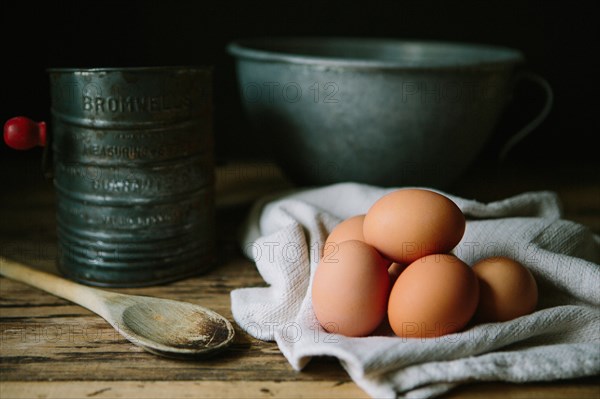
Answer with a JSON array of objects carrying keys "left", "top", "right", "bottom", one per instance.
[{"left": 2, "top": 0, "right": 598, "bottom": 169}]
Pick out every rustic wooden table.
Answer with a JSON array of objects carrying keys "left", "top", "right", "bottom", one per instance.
[{"left": 1, "top": 158, "right": 599, "bottom": 398}]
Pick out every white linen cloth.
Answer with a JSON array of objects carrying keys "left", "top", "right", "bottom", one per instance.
[{"left": 231, "top": 183, "right": 600, "bottom": 398}]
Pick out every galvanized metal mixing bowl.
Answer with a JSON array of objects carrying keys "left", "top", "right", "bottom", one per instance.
[{"left": 228, "top": 38, "right": 524, "bottom": 187}]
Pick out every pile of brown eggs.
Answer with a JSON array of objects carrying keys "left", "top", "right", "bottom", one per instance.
[{"left": 312, "top": 189, "right": 538, "bottom": 338}]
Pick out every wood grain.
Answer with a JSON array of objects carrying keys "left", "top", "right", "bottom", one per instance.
[
  {"left": 1, "top": 381, "right": 369, "bottom": 399},
  {"left": 1, "top": 159, "right": 599, "bottom": 398},
  {"left": 3, "top": 380, "right": 597, "bottom": 399}
]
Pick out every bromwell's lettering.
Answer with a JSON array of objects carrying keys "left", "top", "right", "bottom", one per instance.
[
  {"left": 99, "top": 205, "right": 191, "bottom": 227},
  {"left": 90, "top": 171, "right": 194, "bottom": 193},
  {"left": 81, "top": 95, "right": 191, "bottom": 113},
  {"left": 92, "top": 178, "right": 158, "bottom": 193},
  {"left": 101, "top": 213, "right": 172, "bottom": 227},
  {"left": 82, "top": 143, "right": 186, "bottom": 160}
]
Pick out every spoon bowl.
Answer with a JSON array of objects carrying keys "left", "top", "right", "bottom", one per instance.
[
  {"left": 117, "top": 297, "right": 235, "bottom": 358},
  {"left": 0, "top": 257, "right": 235, "bottom": 359}
]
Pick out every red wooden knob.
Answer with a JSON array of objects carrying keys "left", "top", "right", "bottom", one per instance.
[{"left": 3, "top": 116, "right": 47, "bottom": 150}]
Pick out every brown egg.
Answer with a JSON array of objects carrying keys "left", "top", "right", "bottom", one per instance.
[
  {"left": 472, "top": 256, "right": 538, "bottom": 322},
  {"left": 364, "top": 189, "right": 465, "bottom": 264},
  {"left": 323, "top": 215, "right": 365, "bottom": 258},
  {"left": 388, "top": 254, "right": 479, "bottom": 338},
  {"left": 312, "top": 240, "right": 391, "bottom": 337}
]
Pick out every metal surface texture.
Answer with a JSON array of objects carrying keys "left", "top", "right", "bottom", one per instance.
[
  {"left": 48, "top": 67, "right": 215, "bottom": 286},
  {"left": 228, "top": 38, "right": 524, "bottom": 187}
]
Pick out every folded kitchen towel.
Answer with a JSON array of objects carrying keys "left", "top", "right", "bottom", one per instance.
[{"left": 231, "top": 183, "right": 600, "bottom": 398}]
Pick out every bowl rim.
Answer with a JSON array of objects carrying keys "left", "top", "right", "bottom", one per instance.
[
  {"left": 227, "top": 37, "right": 524, "bottom": 70},
  {"left": 46, "top": 66, "right": 212, "bottom": 73}
]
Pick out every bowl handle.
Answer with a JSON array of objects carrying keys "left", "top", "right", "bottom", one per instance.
[{"left": 498, "top": 72, "right": 554, "bottom": 161}]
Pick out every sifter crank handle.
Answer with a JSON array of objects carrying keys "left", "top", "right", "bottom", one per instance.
[{"left": 3, "top": 116, "right": 47, "bottom": 150}]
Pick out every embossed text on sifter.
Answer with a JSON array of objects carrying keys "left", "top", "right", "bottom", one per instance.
[{"left": 43, "top": 67, "right": 216, "bottom": 287}]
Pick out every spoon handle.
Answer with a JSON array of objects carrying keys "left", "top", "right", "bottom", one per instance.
[{"left": 0, "top": 257, "right": 112, "bottom": 314}]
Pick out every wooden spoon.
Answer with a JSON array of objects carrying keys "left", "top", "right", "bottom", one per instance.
[{"left": 0, "top": 257, "right": 235, "bottom": 359}]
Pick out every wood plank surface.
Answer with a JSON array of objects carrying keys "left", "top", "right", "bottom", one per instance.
[
  {"left": 2, "top": 380, "right": 599, "bottom": 399},
  {"left": 1, "top": 158, "right": 599, "bottom": 398}
]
